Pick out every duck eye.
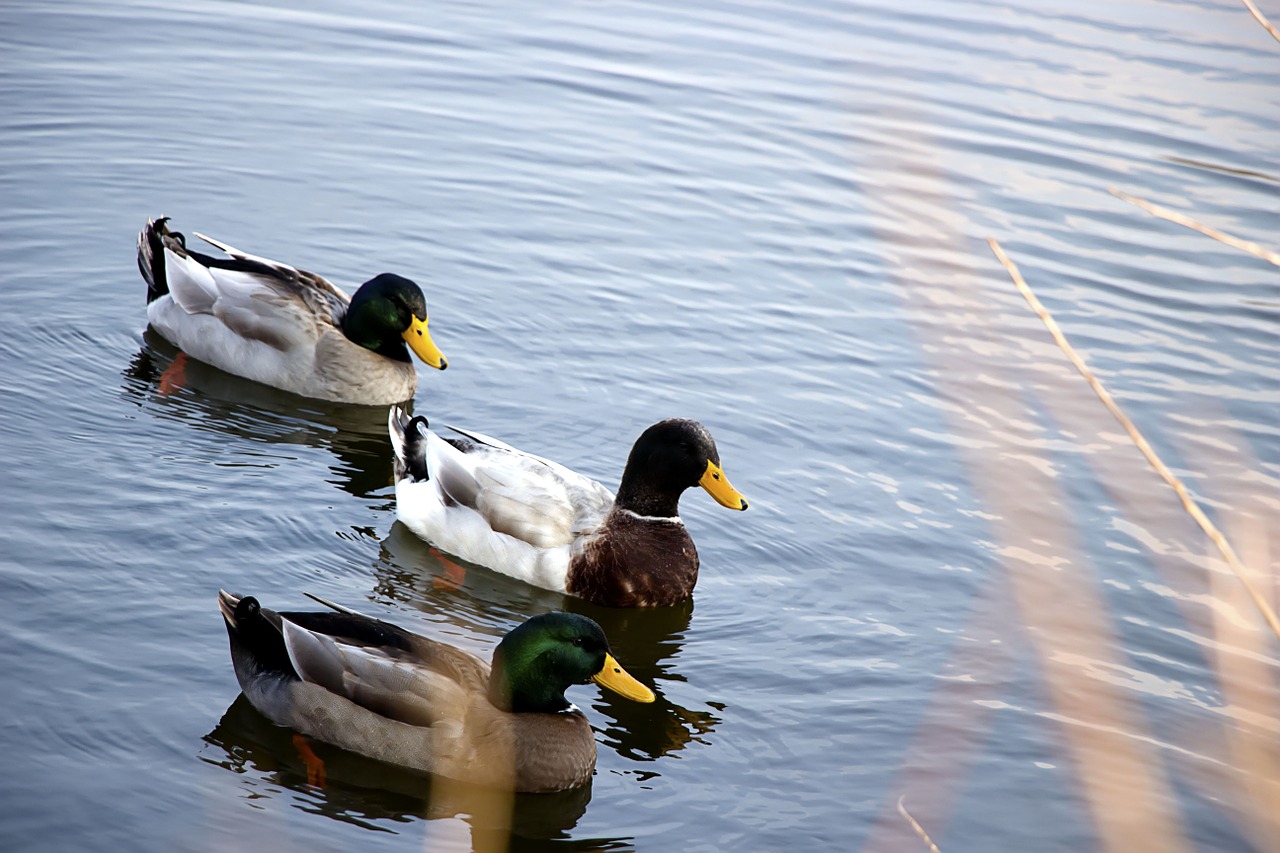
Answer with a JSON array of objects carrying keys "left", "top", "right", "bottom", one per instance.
[{"left": 572, "top": 637, "right": 584, "bottom": 647}]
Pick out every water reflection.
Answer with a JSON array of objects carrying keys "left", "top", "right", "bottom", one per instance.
[
  {"left": 564, "top": 600, "right": 721, "bottom": 764},
  {"left": 375, "top": 522, "right": 722, "bottom": 764},
  {"left": 127, "top": 326, "right": 718, "bottom": 819},
  {"left": 121, "top": 330, "right": 399, "bottom": 498},
  {"left": 201, "top": 695, "right": 627, "bottom": 849}
]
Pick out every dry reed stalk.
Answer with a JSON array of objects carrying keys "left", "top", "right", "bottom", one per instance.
[
  {"left": 1242, "top": 0, "right": 1280, "bottom": 44},
  {"left": 424, "top": 741, "right": 517, "bottom": 853},
  {"left": 888, "top": 253, "right": 1193, "bottom": 852},
  {"left": 858, "top": 117, "right": 1193, "bottom": 850},
  {"left": 422, "top": 775, "right": 517, "bottom": 853},
  {"left": 1208, "top": 520, "right": 1280, "bottom": 851},
  {"left": 1175, "top": 427, "right": 1280, "bottom": 850},
  {"left": 988, "top": 238, "right": 1280, "bottom": 641},
  {"left": 972, "top": 452, "right": 1193, "bottom": 853},
  {"left": 1109, "top": 188, "right": 1280, "bottom": 267},
  {"left": 898, "top": 796, "right": 943, "bottom": 853},
  {"left": 1038, "top": 377, "right": 1278, "bottom": 829},
  {"left": 899, "top": 323, "right": 1192, "bottom": 853},
  {"left": 992, "top": 315, "right": 1279, "bottom": 849}
]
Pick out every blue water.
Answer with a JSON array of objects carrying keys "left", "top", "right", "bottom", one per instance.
[{"left": 1, "top": 1, "right": 1277, "bottom": 850}]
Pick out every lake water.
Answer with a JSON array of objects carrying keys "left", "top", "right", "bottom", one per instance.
[{"left": 1, "top": 1, "right": 1277, "bottom": 851}]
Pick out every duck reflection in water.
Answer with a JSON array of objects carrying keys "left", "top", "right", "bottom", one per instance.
[
  {"left": 122, "top": 330, "right": 399, "bottom": 499},
  {"left": 202, "top": 694, "right": 627, "bottom": 848},
  {"left": 376, "top": 522, "right": 724, "bottom": 763}
]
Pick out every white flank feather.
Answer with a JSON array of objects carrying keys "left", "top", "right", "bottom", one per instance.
[{"left": 392, "top": 418, "right": 616, "bottom": 593}]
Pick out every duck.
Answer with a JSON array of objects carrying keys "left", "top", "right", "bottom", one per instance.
[
  {"left": 135, "top": 216, "right": 448, "bottom": 405},
  {"left": 217, "top": 590, "right": 655, "bottom": 793},
  {"left": 389, "top": 410, "right": 748, "bottom": 607}
]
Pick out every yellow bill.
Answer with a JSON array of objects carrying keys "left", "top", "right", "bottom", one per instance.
[
  {"left": 699, "top": 460, "right": 748, "bottom": 510},
  {"left": 402, "top": 315, "right": 448, "bottom": 369},
  {"left": 592, "top": 653, "right": 655, "bottom": 703}
]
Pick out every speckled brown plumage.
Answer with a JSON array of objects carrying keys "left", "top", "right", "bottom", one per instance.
[{"left": 567, "top": 508, "right": 700, "bottom": 607}]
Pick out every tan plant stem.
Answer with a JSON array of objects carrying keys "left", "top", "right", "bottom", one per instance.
[
  {"left": 1109, "top": 187, "right": 1280, "bottom": 268},
  {"left": 1242, "top": 0, "right": 1280, "bottom": 44},
  {"left": 898, "top": 796, "right": 943, "bottom": 853},
  {"left": 988, "top": 237, "right": 1280, "bottom": 640}
]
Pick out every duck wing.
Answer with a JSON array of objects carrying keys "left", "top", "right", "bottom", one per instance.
[
  {"left": 158, "top": 226, "right": 349, "bottom": 350},
  {"left": 192, "top": 230, "right": 350, "bottom": 308},
  {"left": 435, "top": 426, "right": 614, "bottom": 548},
  {"left": 278, "top": 613, "right": 484, "bottom": 729},
  {"left": 299, "top": 593, "right": 490, "bottom": 691}
]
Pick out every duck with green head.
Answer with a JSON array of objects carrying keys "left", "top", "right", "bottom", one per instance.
[
  {"left": 136, "top": 216, "right": 447, "bottom": 405},
  {"left": 217, "top": 590, "right": 654, "bottom": 792}
]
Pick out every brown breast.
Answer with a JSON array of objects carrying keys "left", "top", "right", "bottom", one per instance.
[{"left": 566, "top": 508, "right": 699, "bottom": 607}]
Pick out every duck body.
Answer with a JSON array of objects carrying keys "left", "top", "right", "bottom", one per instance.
[
  {"left": 217, "top": 590, "right": 653, "bottom": 792},
  {"left": 136, "top": 217, "right": 447, "bottom": 405},
  {"left": 390, "top": 410, "right": 748, "bottom": 607}
]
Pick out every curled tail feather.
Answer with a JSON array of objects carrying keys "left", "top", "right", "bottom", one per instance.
[
  {"left": 136, "top": 216, "right": 185, "bottom": 304},
  {"left": 389, "top": 406, "right": 431, "bottom": 482}
]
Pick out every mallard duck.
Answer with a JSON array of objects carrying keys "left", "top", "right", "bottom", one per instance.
[
  {"left": 136, "top": 216, "right": 448, "bottom": 405},
  {"left": 217, "top": 590, "right": 654, "bottom": 793},
  {"left": 389, "top": 410, "right": 748, "bottom": 607}
]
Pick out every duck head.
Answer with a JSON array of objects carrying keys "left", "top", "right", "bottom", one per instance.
[
  {"left": 488, "top": 612, "right": 655, "bottom": 713},
  {"left": 344, "top": 273, "right": 448, "bottom": 369},
  {"left": 614, "top": 418, "right": 748, "bottom": 518}
]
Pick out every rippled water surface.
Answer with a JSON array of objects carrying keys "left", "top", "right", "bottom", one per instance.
[{"left": 2, "top": 1, "right": 1277, "bottom": 851}]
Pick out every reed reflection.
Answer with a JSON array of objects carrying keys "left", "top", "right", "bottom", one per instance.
[
  {"left": 121, "top": 330, "right": 399, "bottom": 498},
  {"left": 375, "top": 522, "right": 722, "bottom": 765}
]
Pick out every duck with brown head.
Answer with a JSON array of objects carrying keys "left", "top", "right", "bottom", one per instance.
[{"left": 389, "top": 411, "right": 748, "bottom": 607}]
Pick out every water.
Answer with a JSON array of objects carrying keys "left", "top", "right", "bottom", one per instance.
[{"left": 1, "top": 1, "right": 1277, "bottom": 850}]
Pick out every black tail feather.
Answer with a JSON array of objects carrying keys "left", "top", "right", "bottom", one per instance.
[
  {"left": 137, "top": 216, "right": 176, "bottom": 304},
  {"left": 403, "top": 415, "right": 432, "bottom": 482},
  {"left": 218, "top": 590, "right": 297, "bottom": 680},
  {"left": 391, "top": 407, "right": 433, "bottom": 483}
]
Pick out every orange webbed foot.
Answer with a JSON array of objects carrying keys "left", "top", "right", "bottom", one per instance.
[
  {"left": 292, "top": 733, "right": 327, "bottom": 789},
  {"left": 157, "top": 352, "right": 189, "bottom": 397},
  {"left": 429, "top": 547, "right": 467, "bottom": 590}
]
